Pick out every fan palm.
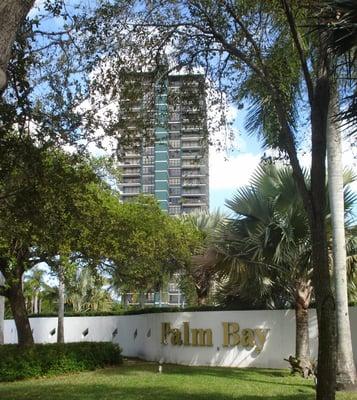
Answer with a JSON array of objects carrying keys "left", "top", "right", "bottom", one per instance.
[
  {"left": 216, "top": 164, "right": 312, "bottom": 364},
  {"left": 181, "top": 211, "right": 226, "bottom": 305},
  {"left": 215, "top": 163, "right": 356, "bottom": 367}
]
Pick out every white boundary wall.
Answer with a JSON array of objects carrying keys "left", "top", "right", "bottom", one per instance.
[{"left": 4, "top": 308, "right": 357, "bottom": 368}]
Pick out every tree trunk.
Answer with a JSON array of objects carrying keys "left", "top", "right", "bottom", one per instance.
[
  {"left": 310, "top": 61, "right": 337, "bottom": 400},
  {"left": 123, "top": 293, "right": 129, "bottom": 309},
  {"left": 0, "top": 0, "right": 35, "bottom": 92},
  {"left": 295, "top": 279, "right": 312, "bottom": 362},
  {"left": 0, "top": 272, "right": 5, "bottom": 345},
  {"left": 57, "top": 264, "right": 65, "bottom": 343},
  {"left": 196, "top": 289, "right": 208, "bottom": 306},
  {"left": 8, "top": 282, "right": 34, "bottom": 346},
  {"left": 33, "top": 293, "right": 38, "bottom": 314},
  {"left": 139, "top": 292, "right": 146, "bottom": 308},
  {"left": 327, "top": 89, "right": 356, "bottom": 388}
]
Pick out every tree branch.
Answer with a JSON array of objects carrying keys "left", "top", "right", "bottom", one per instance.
[{"left": 281, "top": 0, "right": 314, "bottom": 105}]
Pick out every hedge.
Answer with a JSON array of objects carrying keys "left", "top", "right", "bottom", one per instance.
[
  {"left": 22, "top": 304, "right": 295, "bottom": 319},
  {"left": 0, "top": 342, "right": 122, "bottom": 382}
]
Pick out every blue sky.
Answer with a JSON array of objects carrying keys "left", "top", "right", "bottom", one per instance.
[
  {"left": 208, "top": 104, "right": 357, "bottom": 216},
  {"left": 208, "top": 106, "right": 263, "bottom": 213}
]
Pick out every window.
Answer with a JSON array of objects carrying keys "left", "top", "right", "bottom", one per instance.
[
  {"left": 123, "top": 177, "right": 140, "bottom": 184},
  {"left": 142, "top": 175, "right": 154, "bottom": 184},
  {"left": 169, "top": 150, "right": 180, "bottom": 159},
  {"left": 143, "top": 147, "right": 154, "bottom": 155},
  {"left": 169, "top": 294, "right": 179, "bottom": 304},
  {"left": 170, "top": 197, "right": 181, "bottom": 205},
  {"left": 169, "top": 159, "right": 180, "bottom": 167},
  {"left": 142, "top": 166, "right": 154, "bottom": 174},
  {"left": 170, "top": 187, "right": 181, "bottom": 196},
  {"left": 169, "top": 205, "right": 181, "bottom": 215},
  {"left": 169, "top": 177, "right": 180, "bottom": 185},
  {"left": 169, "top": 168, "right": 181, "bottom": 177},
  {"left": 170, "top": 112, "right": 180, "bottom": 122},
  {"left": 123, "top": 187, "right": 139, "bottom": 194},
  {"left": 143, "top": 155, "right": 154, "bottom": 165},
  {"left": 124, "top": 158, "right": 140, "bottom": 165},
  {"left": 169, "top": 140, "right": 180, "bottom": 149},
  {"left": 169, "top": 132, "right": 181, "bottom": 140},
  {"left": 143, "top": 185, "right": 154, "bottom": 194}
]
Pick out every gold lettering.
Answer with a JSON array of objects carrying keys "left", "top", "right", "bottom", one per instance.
[
  {"left": 170, "top": 328, "right": 182, "bottom": 345},
  {"left": 183, "top": 322, "right": 190, "bottom": 345},
  {"left": 191, "top": 329, "right": 200, "bottom": 346},
  {"left": 161, "top": 322, "right": 171, "bottom": 344},
  {"left": 193, "top": 329, "right": 213, "bottom": 346},
  {"left": 222, "top": 322, "right": 240, "bottom": 347},
  {"left": 241, "top": 329, "right": 255, "bottom": 348},
  {"left": 254, "top": 329, "right": 269, "bottom": 353}
]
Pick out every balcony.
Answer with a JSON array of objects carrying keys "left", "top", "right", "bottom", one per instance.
[
  {"left": 182, "top": 180, "right": 206, "bottom": 187},
  {"left": 121, "top": 183, "right": 141, "bottom": 188},
  {"left": 122, "top": 161, "right": 141, "bottom": 167},
  {"left": 122, "top": 170, "right": 141, "bottom": 177},
  {"left": 182, "top": 202, "right": 206, "bottom": 207},
  {"left": 182, "top": 171, "right": 206, "bottom": 178},
  {"left": 122, "top": 192, "right": 140, "bottom": 197},
  {"left": 181, "top": 163, "right": 205, "bottom": 169},
  {"left": 181, "top": 154, "right": 202, "bottom": 160},
  {"left": 181, "top": 145, "right": 201, "bottom": 151},
  {"left": 182, "top": 192, "right": 206, "bottom": 197},
  {"left": 124, "top": 153, "right": 141, "bottom": 158},
  {"left": 181, "top": 135, "right": 204, "bottom": 141}
]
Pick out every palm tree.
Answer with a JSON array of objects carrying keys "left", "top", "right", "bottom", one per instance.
[
  {"left": 215, "top": 163, "right": 356, "bottom": 373},
  {"left": 327, "top": 90, "right": 357, "bottom": 386},
  {"left": 66, "top": 267, "right": 112, "bottom": 313},
  {"left": 216, "top": 164, "right": 313, "bottom": 368},
  {"left": 323, "top": 0, "right": 357, "bottom": 128},
  {"left": 182, "top": 211, "right": 225, "bottom": 305},
  {"left": 322, "top": 1, "right": 357, "bottom": 385},
  {"left": 23, "top": 268, "right": 46, "bottom": 314}
]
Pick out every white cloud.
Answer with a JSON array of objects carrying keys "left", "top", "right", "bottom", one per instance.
[{"left": 209, "top": 148, "right": 261, "bottom": 190}]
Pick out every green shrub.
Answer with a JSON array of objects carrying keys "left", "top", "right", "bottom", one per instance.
[
  {"left": 19, "top": 303, "right": 298, "bottom": 319},
  {"left": 0, "top": 342, "right": 122, "bottom": 382}
]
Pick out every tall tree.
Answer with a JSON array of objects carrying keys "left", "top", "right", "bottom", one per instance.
[
  {"left": 90, "top": 2, "right": 346, "bottom": 396},
  {"left": 215, "top": 163, "right": 356, "bottom": 375},
  {"left": 327, "top": 89, "right": 356, "bottom": 386},
  {"left": 324, "top": 2, "right": 357, "bottom": 386},
  {"left": 0, "top": 136, "right": 99, "bottom": 345},
  {"left": 0, "top": 0, "right": 35, "bottom": 92},
  {"left": 106, "top": 197, "right": 194, "bottom": 299},
  {"left": 216, "top": 164, "right": 313, "bottom": 368}
]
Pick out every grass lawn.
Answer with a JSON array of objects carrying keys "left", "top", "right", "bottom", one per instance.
[{"left": 1, "top": 359, "right": 357, "bottom": 400}]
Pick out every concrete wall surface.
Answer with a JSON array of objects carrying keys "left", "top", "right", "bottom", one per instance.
[{"left": 4, "top": 308, "right": 357, "bottom": 369}]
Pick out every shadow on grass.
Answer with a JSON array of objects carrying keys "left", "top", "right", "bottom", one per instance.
[{"left": 0, "top": 382, "right": 315, "bottom": 400}]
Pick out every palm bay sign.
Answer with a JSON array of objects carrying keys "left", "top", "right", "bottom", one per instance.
[{"left": 161, "top": 322, "right": 269, "bottom": 353}]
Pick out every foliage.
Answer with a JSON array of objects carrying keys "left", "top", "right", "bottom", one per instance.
[
  {"left": 65, "top": 268, "right": 112, "bottom": 313},
  {"left": 213, "top": 163, "right": 311, "bottom": 309},
  {"left": 214, "top": 163, "right": 356, "bottom": 309},
  {"left": 105, "top": 197, "right": 197, "bottom": 295},
  {"left": 180, "top": 211, "right": 226, "bottom": 305},
  {"left": 321, "top": 0, "right": 357, "bottom": 132},
  {"left": 0, "top": 342, "right": 122, "bottom": 382}
]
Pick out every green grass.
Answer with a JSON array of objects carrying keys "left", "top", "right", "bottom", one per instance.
[{"left": 0, "top": 359, "right": 356, "bottom": 400}]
